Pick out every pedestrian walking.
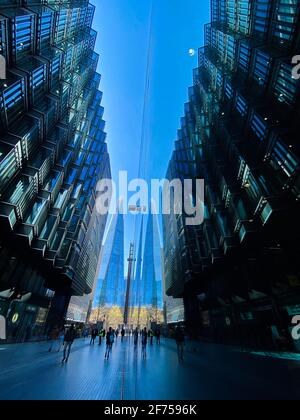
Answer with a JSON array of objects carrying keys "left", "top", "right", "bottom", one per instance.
[
  {"left": 90, "top": 328, "right": 98, "bottom": 345},
  {"left": 105, "top": 327, "right": 114, "bottom": 359},
  {"left": 141, "top": 328, "right": 148, "bottom": 359},
  {"left": 121, "top": 328, "right": 125, "bottom": 342},
  {"left": 62, "top": 324, "right": 77, "bottom": 363},
  {"left": 174, "top": 326, "right": 185, "bottom": 363},
  {"left": 148, "top": 329, "right": 154, "bottom": 345},
  {"left": 156, "top": 329, "right": 161, "bottom": 345},
  {"left": 134, "top": 328, "right": 139, "bottom": 349},
  {"left": 98, "top": 329, "right": 104, "bottom": 346}
]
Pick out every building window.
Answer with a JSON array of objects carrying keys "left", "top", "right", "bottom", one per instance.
[
  {"left": 1, "top": 79, "right": 26, "bottom": 127},
  {"left": 270, "top": 140, "right": 299, "bottom": 178},
  {"left": 225, "top": 81, "right": 234, "bottom": 100},
  {"left": 0, "top": 140, "right": 21, "bottom": 191},
  {"left": 235, "top": 94, "right": 248, "bottom": 117},
  {"left": 252, "top": 49, "right": 271, "bottom": 87},
  {"left": 50, "top": 228, "right": 65, "bottom": 251},
  {"left": 38, "top": 11, "right": 54, "bottom": 52},
  {"left": 250, "top": 111, "right": 268, "bottom": 141},
  {"left": 54, "top": 189, "right": 69, "bottom": 211},
  {"left": 274, "top": 62, "right": 298, "bottom": 106},
  {"left": 55, "top": 10, "right": 68, "bottom": 46},
  {"left": 252, "top": 0, "right": 272, "bottom": 37},
  {"left": 12, "top": 14, "right": 35, "bottom": 63},
  {"left": 39, "top": 215, "right": 56, "bottom": 240},
  {"left": 272, "top": 0, "right": 299, "bottom": 45},
  {"left": 29, "top": 64, "right": 47, "bottom": 106},
  {"left": 238, "top": 42, "right": 251, "bottom": 72},
  {"left": 25, "top": 198, "right": 47, "bottom": 226}
]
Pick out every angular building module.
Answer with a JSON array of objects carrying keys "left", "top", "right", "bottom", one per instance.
[
  {"left": 163, "top": 0, "right": 300, "bottom": 350},
  {"left": 0, "top": 1, "right": 110, "bottom": 342}
]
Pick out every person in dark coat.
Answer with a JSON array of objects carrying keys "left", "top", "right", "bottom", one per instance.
[
  {"left": 156, "top": 329, "right": 161, "bottom": 345},
  {"left": 121, "top": 328, "right": 125, "bottom": 342},
  {"left": 105, "top": 327, "right": 114, "bottom": 359},
  {"left": 62, "top": 324, "right": 77, "bottom": 363},
  {"left": 141, "top": 328, "right": 148, "bottom": 359},
  {"left": 90, "top": 328, "right": 98, "bottom": 345},
  {"left": 134, "top": 328, "right": 139, "bottom": 349}
]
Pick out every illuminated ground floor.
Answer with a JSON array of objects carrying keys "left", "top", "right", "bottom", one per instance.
[
  {"left": 89, "top": 306, "right": 164, "bottom": 329},
  {"left": 0, "top": 338, "right": 299, "bottom": 400}
]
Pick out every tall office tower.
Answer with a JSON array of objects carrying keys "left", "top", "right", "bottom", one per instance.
[
  {"left": 131, "top": 217, "right": 144, "bottom": 308},
  {"left": 94, "top": 209, "right": 126, "bottom": 310},
  {"left": 141, "top": 213, "right": 163, "bottom": 310},
  {"left": 163, "top": 0, "right": 300, "bottom": 350},
  {"left": 0, "top": 1, "right": 110, "bottom": 342}
]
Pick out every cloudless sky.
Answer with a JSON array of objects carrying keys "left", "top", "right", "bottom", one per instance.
[{"left": 92, "top": 0, "right": 210, "bottom": 260}]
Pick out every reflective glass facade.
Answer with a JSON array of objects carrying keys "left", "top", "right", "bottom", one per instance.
[
  {"left": 0, "top": 0, "right": 110, "bottom": 342},
  {"left": 141, "top": 214, "right": 163, "bottom": 310},
  {"left": 130, "top": 216, "right": 144, "bottom": 309},
  {"left": 164, "top": 0, "right": 300, "bottom": 350},
  {"left": 93, "top": 210, "right": 126, "bottom": 309}
]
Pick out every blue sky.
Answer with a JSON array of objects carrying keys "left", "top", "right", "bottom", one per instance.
[{"left": 93, "top": 0, "right": 209, "bottom": 258}]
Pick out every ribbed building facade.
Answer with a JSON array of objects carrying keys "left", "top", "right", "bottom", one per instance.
[
  {"left": 164, "top": 0, "right": 300, "bottom": 350},
  {"left": 0, "top": 1, "right": 110, "bottom": 342}
]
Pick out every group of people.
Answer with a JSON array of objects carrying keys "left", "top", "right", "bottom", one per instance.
[
  {"left": 88, "top": 327, "right": 162, "bottom": 360},
  {"left": 48, "top": 324, "right": 185, "bottom": 364},
  {"left": 89, "top": 327, "right": 126, "bottom": 346}
]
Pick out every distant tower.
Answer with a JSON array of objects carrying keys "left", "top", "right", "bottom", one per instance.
[
  {"left": 94, "top": 206, "right": 125, "bottom": 309},
  {"left": 132, "top": 217, "right": 144, "bottom": 308},
  {"left": 141, "top": 213, "right": 163, "bottom": 310},
  {"left": 124, "top": 243, "right": 136, "bottom": 325}
]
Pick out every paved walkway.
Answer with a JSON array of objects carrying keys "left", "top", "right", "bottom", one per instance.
[{"left": 0, "top": 338, "right": 299, "bottom": 400}]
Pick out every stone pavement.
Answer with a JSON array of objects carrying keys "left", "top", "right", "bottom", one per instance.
[{"left": 0, "top": 337, "right": 299, "bottom": 400}]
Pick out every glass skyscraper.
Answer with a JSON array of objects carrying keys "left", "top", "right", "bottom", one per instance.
[
  {"left": 93, "top": 209, "right": 126, "bottom": 310},
  {"left": 0, "top": 1, "right": 110, "bottom": 342},
  {"left": 164, "top": 0, "right": 300, "bottom": 350},
  {"left": 131, "top": 216, "right": 144, "bottom": 309},
  {"left": 141, "top": 213, "right": 163, "bottom": 310}
]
